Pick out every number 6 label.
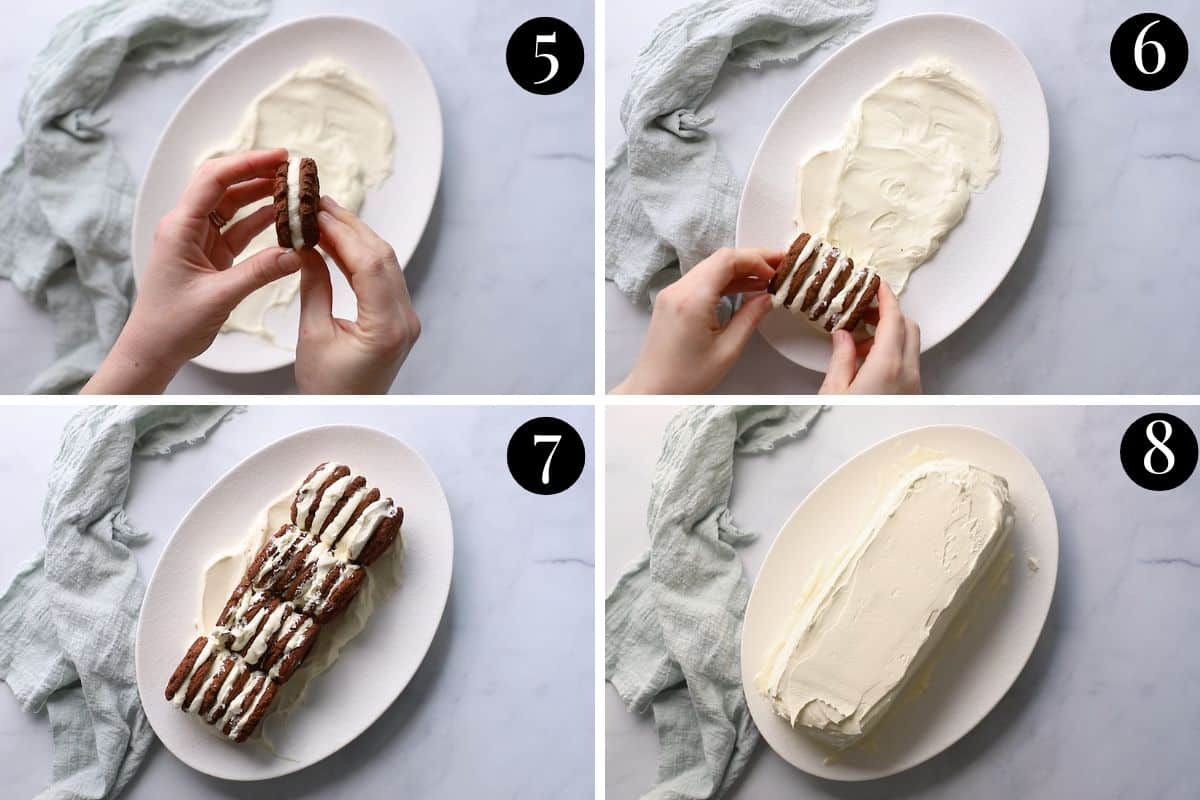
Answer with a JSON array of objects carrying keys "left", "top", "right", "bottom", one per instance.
[
  {"left": 1111, "top": 13, "right": 1188, "bottom": 91},
  {"left": 506, "top": 17, "right": 585, "bottom": 95},
  {"left": 1134, "top": 20, "right": 1166, "bottom": 76},
  {"left": 508, "top": 417, "right": 586, "bottom": 495}
]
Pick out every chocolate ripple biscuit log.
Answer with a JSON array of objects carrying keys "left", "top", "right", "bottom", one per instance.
[
  {"left": 214, "top": 584, "right": 320, "bottom": 682},
  {"left": 273, "top": 156, "right": 320, "bottom": 249},
  {"left": 246, "top": 524, "right": 366, "bottom": 622},
  {"left": 164, "top": 636, "right": 278, "bottom": 742},
  {"left": 290, "top": 462, "right": 405, "bottom": 566},
  {"left": 768, "top": 232, "right": 881, "bottom": 333}
]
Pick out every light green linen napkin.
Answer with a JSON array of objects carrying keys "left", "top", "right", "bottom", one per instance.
[
  {"left": 606, "top": 405, "right": 822, "bottom": 799},
  {"left": 606, "top": 0, "right": 875, "bottom": 304},
  {"left": 0, "top": 0, "right": 270, "bottom": 393},
  {"left": 0, "top": 406, "right": 236, "bottom": 799}
]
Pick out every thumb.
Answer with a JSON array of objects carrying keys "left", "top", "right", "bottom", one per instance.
[
  {"left": 719, "top": 294, "right": 773, "bottom": 357},
  {"left": 298, "top": 254, "right": 334, "bottom": 335},
  {"left": 215, "top": 248, "right": 307, "bottom": 305},
  {"left": 820, "top": 330, "right": 859, "bottom": 393}
]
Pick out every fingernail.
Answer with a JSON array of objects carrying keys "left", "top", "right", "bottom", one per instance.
[
  {"left": 279, "top": 250, "right": 302, "bottom": 272},
  {"left": 321, "top": 195, "right": 341, "bottom": 210},
  {"left": 318, "top": 211, "right": 333, "bottom": 224}
]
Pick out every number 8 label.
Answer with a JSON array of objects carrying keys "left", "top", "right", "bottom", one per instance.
[
  {"left": 1121, "top": 413, "right": 1197, "bottom": 491},
  {"left": 1142, "top": 419, "right": 1175, "bottom": 475}
]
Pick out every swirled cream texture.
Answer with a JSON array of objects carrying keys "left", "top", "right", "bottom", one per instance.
[
  {"left": 755, "top": 459, "right": 1013, "bottom": 749},
  {"left": 796, "top": 58, "right": 1000, "bottom": 293},
  {"left": 203, "top": 57, "right": 395, "bottom": 341}
]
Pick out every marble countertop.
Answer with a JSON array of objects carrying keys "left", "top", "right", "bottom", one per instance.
[
  {"left": 605, "top": 0, "right": 1200, "bottom": 393},
  {"left": 0, "top": 0, "right": 594, "bottom": 395},
  {"left": 0, "top": 405, "right": 594, "bottom": 798},
  {"left": 605, "top": 405, "right": 1200, "bottom": 798}
]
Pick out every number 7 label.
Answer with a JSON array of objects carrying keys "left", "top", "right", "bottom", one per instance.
[
  {"left": 533, "top": 433, "right": 562, "bottom": 485},
  {"left": 507, "top": 417, "right": 585, "bottom": 495}
]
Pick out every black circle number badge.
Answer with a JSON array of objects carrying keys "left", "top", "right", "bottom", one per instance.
[
  {"left": 507, "top": 417, "right": 585, "bottom": 495},
  {"left": 506, "top": 17, "right": 585, "bottom": 95},
  {"left": 1111, "top": 13, "right": 1188, "bottom": 90},
  {"left": 1120, "top": 412, "right": 1197, "bottom": 491}
]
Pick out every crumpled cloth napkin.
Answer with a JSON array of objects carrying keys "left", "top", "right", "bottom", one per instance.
[
  {"left": 606, "top": 405, "right": 822, "bottom": 799},
  {"left": 0, "top": 405, "right": 236, "bottom": 799},
  {"left": 606, "top": 0, "right": 875, "bottom": 305},
  {"left": 0, "top": 0, "right": 271, "bottom": 394}
]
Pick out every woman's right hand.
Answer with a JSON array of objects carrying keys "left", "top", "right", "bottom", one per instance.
[
  {"left": 611, "top": 248, "right": 779, "bottom": 395},
  {"left": 819, "top": 282, "right": 922, "bottom": 395},
  {"left": 294, "top": 197, "right": 421, "bottom": 394}
]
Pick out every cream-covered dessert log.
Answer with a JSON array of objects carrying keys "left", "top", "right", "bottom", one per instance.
[
  {"left": 213, "top": 584, "right": 320, "bottom": 683},
  {"left": 290, "top": 462, "right": 404, "bottom": 566},
  {"left": 245, "top": 524, "right": 366, "bottom": 623},
  {"left": 164, "top": 636, "right": 278, "bottom": 743},
  {"left": 768, "top": 232, "right": 881, "bottom": 334},
  {"left": 755, "top": 459, "right": 1014, "bottom": 749}
]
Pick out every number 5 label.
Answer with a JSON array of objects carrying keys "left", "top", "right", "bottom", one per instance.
[
  {"left": 506, "top": 17, "right": 585, "bottom": 96},
  {"left": 533, "top": 33, "right": 560, "bottom": 85},
  {"left": 508, "top": 417, "right": 586, "bottom": 495}
]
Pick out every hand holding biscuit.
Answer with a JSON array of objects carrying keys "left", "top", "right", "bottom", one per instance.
[
  {"left": 612, "top": 248, "right": 779, "bottom": 395},
  {"left": 819, "top": 283, "right": 922, "bottom": 395},
  {"left": 84, "top": 148, "right": 300, "bottom": 394},
  {"left": 293, "top": 197, "right": 421, "bottom": 394}
]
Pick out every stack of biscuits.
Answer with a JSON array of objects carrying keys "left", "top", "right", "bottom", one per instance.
[
  {"left": 164, "top": 463, "right": 404, "bottom": 742},
  {"left": 768, "top": 232, "right": 881, "bottom": 334}
]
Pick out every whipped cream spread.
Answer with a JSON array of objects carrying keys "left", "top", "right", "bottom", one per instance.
[
  {"left": 286, "top": 157, "right": 304, "bottom": 248},
  {"left": 203, "top": 57, "right": 395, "bottom": 342},
  {"left": 755, "top": 458, "right": 1014, "bottom": 748},
  {"left": 197, "top": 485, "right": 404, "bottom": 748},
  {"left": 796, "top": 58, "right": 1001, "bottom": 293}
]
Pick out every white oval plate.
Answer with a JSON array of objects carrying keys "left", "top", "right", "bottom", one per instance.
[
  {"left": 133, "top": 15, "right": 443, "bottom": 374},
  {"left": 135, "top": 425, "right": 453, "bottom": 780},
  {"left": 737, "top": 14, "right": 1048, "bottom": 373},
  {"left": 742, "top": 425, "right": 1058, "bottom": 781}
]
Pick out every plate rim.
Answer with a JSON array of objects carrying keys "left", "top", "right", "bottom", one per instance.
[
  {"left": 131, "top": 13, "right": 445, "bottom": 374},
  {"left": 741, "top": 423, "right": 1059, "bottom": 781},
  {"left": 735, "top": 11, "right": 1050, "bottom": 373},
  {"left": 134, "top": 422, "right": 454, "bottom": 781}
]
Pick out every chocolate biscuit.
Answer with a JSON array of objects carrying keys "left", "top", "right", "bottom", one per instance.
[{"left": 273, "top": 157, "right": 321, "bottom": 249}]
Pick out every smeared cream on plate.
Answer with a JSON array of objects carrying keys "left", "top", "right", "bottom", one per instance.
[
  {"left": 796, "top": 58, "right": 1001, "bottom": 292},
  {"left": 202, "top": 57, "right": 395, "bottom": 342}
]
